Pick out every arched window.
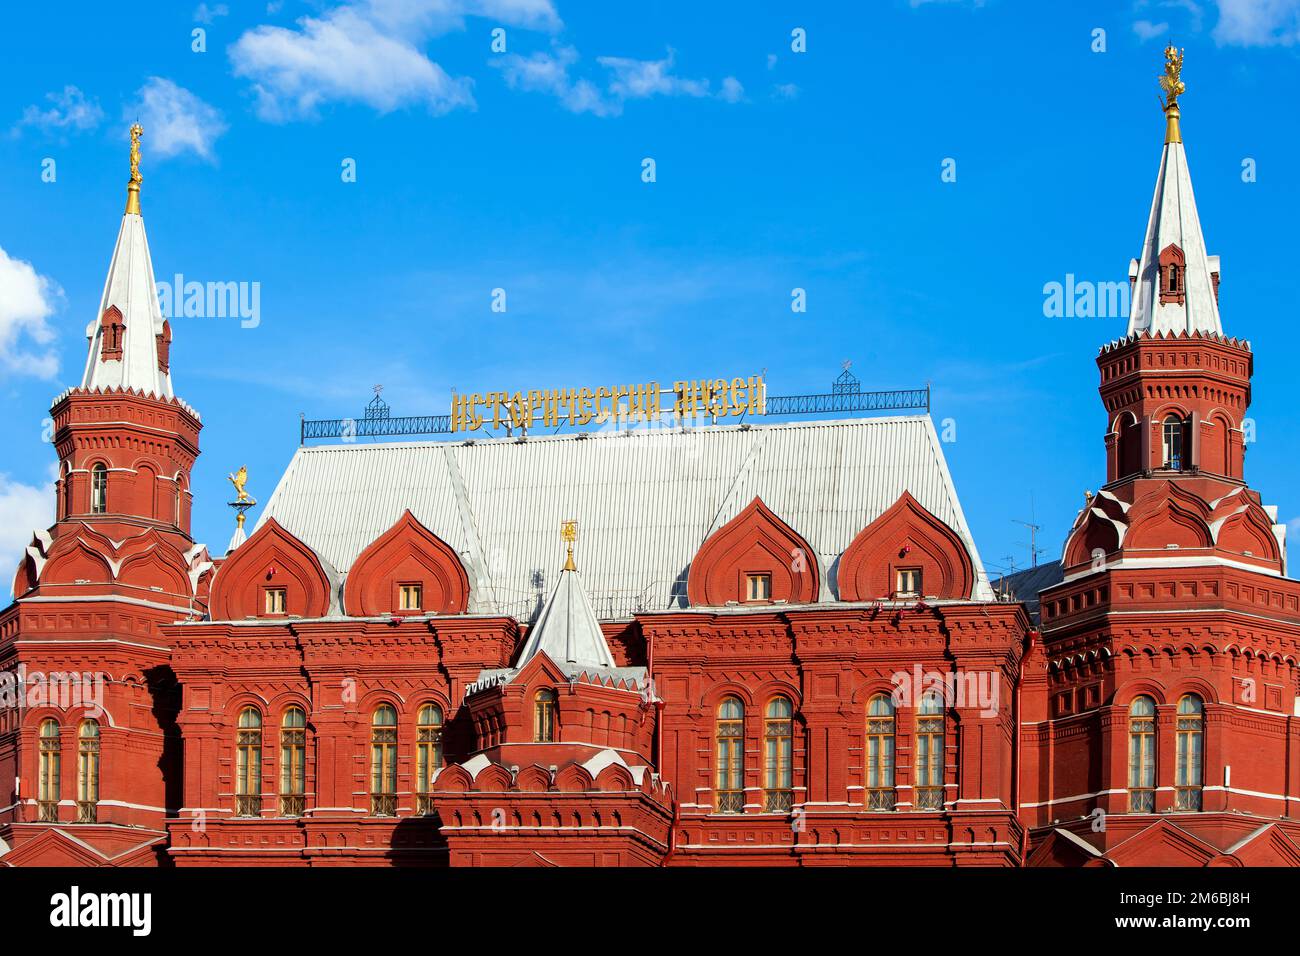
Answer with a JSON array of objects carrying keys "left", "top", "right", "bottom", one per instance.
[
  {"left": 77, "top": 720, "right": 100, "bottom": 823},
  {"left": 279, "top": 708, "right": 306, "bottom": 817},
  {"left": 91, "top": 464, "right": 108, "bottom": 515},
  {"left": 715, "top": 696, "right": 745, "bottom": 813},
  {"left": 763, "top": 696, "right": 794, "bottom": 812},
  {"left": 38, "top": 719, "right": 61, "bottom": 823},
  {"left": 1128, "top": 696, "right": 1156, "bottom": 812},
  {"left": 1167, "top": 262, "right": 1180, "bottom": 293},
  {"left": 534, "top": 689, "right": 557, "bottom": 743},
  {"left": 416, "top": 703, "right": 444, "bottom": 815},
  {"left": 1175, "top": 695, "right": 1204, "bottom": 811},
  {"left": 866, "top": 694, "right": 896, "bottom": 810},
  {"left": 370, "top": 704, "right": 398, "bottom": 817},
  {"left": 914, "top": 692, "right": 945, "bottom": 810},
  {"left": 1162, "top": 414, "right": 1188, "bottom": 470},
  {"left": 235, "top": 707, "right": 262, "bottom": 817}
]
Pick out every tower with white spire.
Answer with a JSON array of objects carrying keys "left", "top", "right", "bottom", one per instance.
[
  {"left": 1025, "top": 50, "right": 1300, "bottom": 866},
  {"left": 0, "top": 128, "right": 211, "bottom": 866}
]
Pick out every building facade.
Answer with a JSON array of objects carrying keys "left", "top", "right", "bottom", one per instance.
[{"left": 1, "top": 52, "right": 1296, "bottom": 868}]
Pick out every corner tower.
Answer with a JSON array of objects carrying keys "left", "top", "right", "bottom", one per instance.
[
  {"left": 0, "top": 128, "right": 212, "bottom": 867},
  {"left": 1025, "top": 50, "right": 1300, "bottom": 868}
]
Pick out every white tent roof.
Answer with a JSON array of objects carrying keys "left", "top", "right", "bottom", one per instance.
[
  {"left": 257, "top": 415, "right": 994, "bottom": 619},
  {"left": 1126, "top": 137, "right": 1222, "bottom": 337},
  {"left": 80, "top": 212, "right": 173, "bottom": 398}
]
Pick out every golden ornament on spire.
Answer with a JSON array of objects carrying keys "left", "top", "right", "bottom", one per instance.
[
  {"left": 1159, "top": 45, "right": 1185, "bottom": 145},
  {"left": 560, "top": 519, "right": 578, "bottom": 571},
  {"left": 125, "top": 123, "right": 144, "bottom": 215}
]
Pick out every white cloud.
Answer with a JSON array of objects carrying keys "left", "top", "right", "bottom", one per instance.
[
  {"left": 492, "top": 45, "right": 619, "bottom": 116},
  {"left": 0, "top": 466, "right": 56, "bottom": 598},
  {"left": 1214, "top": 0, "right": 1300, "bottom": 44},
  {"left": 766, "top": 53, "right": 777, "bottom": 70},
  {"left": 230, "top": 0, "right": 561, "bottom": 121},
  {"left": 194, "top": 2, "right": 229, "bottom": 23},
  {"left": 598, "top": 49, "right": 710, "bottom": 99},
  {"left": 772, "top": 82, "right": 800, "bottom": 101},
  {"left": 14, "top": 85, "right": 104, "bottom": 134},
  {"left": 129, "top": 77, "right": 228, "bottom": 162},
  {"left": 1133, "top": 19, "right": 1171, "bottom": 39},
  {"left": 0, "top": 244, "right": 61, "bottom": 380},
  {"left": 719, "top": 76, "right": 744, "bottom": 103}
]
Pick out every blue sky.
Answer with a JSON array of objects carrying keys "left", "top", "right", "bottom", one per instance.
[{"left": 1, "top": 0, "right": 1298, "bottom": 585}]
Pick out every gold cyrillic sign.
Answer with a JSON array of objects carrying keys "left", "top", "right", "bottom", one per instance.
[{"left": 449, "top": 376, "right": 765, "bottom": 432}]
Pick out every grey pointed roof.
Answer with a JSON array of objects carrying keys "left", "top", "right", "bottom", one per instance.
[
  {"left": 1126, "top": 136, "right": 1222, "bottom": 337},
  {"left": 80, "top": 212, "right": 174, "bottom": 398},
  {"left": 257, "top": 415, "right": 995, "bottom": 619},
  {"left": 516, "top": 566, "right": 615, "bottom": 670}
]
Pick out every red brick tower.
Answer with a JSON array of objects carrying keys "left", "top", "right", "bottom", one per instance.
[
  {"left": 1023, "top": 49, "right": 1300, "bottom": 866},
  {"left": 0, "top": 126, "right": 212, "bottom": 866}
]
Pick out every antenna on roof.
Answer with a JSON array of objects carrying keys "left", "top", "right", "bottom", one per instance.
[{"left": 1012, "top": 496, "right": 1046, "bottom": 568}]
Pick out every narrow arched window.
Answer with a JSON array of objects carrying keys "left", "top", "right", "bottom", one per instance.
[
  {"left": 279, "top": 707, "right": 306, "bottom": 817},
  {"left": 90, "top": 464, "right": 108, "bottom": 515},
  {"left": 1129, "top": 696, "right": 1156, "bottom": 812},
  {"left": 715, "top": 696, "right": 745, "bottom": 813},
  {"left": 1167, "top": 263, "right": 1180, "bottom": 293},
  {"left": 76, "top": 720, "right": 100, "bottom": 823},
  {"left": 1175, "top": 695, "right": 1204, "bottom": 811},
  {"left": 914, "top": 692, "right": 945, "bottom": 810},
  {"left": 38, "top": 719, "right": 61, "bottom": 823},
  {"left": 763, "top": 696, "right": 794, "bottom": 812},
  {"left": 866, "top": 694, "right": 896, "bottom": 810},
  {"left": 416, "top": 703, "right": 444, "bottom": 815},
  {"left": 1162, "top": 414, "right": 1187, "bottom": 470},
  {"left": 235, "top": 707, "right": 262, "bottom": 816},
  {"left": 534, "top": 689, "right": 557, "bottom": 743},
  {"left": 370, "top": 704, "right": 398, "bottom": 816}
]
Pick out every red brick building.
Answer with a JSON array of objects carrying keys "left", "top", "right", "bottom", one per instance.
[{"left": 0, "top": 53, "right": 1294, "bottom": 868}]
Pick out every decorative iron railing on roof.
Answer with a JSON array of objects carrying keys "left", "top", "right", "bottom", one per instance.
[{"left": 300, "top": 376, "right": 931, "bottom": 444}]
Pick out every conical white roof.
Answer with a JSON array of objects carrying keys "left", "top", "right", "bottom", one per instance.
[
  {"left": 1126, "top": 137, "right": 1222, "bottom": 337},
  {"left": 80, "top": 212, "right": 174, "bottom": 398},
  {"left": 516, "top": 565, "right": 615, "bottom": 670}
]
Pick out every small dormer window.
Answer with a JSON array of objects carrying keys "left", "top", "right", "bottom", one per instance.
[
  {"left": 1158, "top": 244, "right": 1186, "bottom": 304},
  {"left": 896, "top": 567, "right": 923, "bottom": 598},
  {"left": 398, "top": 583, "right": 422, "bottom": 612},
  {"left": 745, "top": 573, "right": 772, "bottom": 602},
  {"left": 264, "top": 587, "right": 287, "bottom": 615}
]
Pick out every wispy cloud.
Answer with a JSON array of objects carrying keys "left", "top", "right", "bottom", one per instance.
[
  {"left": 230, "top": 0, "right": 560, "bottom": 121},
  {"left": 495, "top": 45, "right": 745, "bottom": 115},
  {"left": 128, "top": 77, "right": 227, "bottom": 162},
  {"left": 1133, "top": 19, "right": 1171, "bottom": 39},
  {"left": 0, "top": 244, "right": 61, "bottom": 380},
  {"left": 1214, "top": 0, "right": 1300, "bottom": 45},
  {"left": 492, "top": 44, "right": 618, "bottom": 116},
  {"left": 193, "top": 2, "right": 229, "bottom": 23},
  {"left": 0, "top": 465, "right": 56, "bottom": 596},
  {"left": 772, "top": 82, "right": 800, "bottom": 101},
  {"left": 13, "top": 85, "right": 104, "bottom": 135}
]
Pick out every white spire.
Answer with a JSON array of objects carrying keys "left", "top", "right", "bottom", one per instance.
[
  {"left": 1127, "top": 46, "right": 1222, "bottom": 338},
  {"left": 516, "top": 566, "right": 616, "bottom": 671},
  {"left": 80, "top": 124, "right": 174, "bottom": 399}
]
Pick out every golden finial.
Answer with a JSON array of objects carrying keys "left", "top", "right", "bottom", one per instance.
[
  {"left": 1159, "top": 45, "right": 1185, "bottom": 145},
  {"left": 560, "top": 519, "right": 578, "bottom": 571},
  {"left": 227, "top": 465, "right": 255, "bottom": 505},
  {"left": 125, "top": 123, "right": 144, "bottom": 215}
]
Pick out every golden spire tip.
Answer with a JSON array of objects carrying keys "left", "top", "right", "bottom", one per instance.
[
  {"left": 1159, "top": 45, "right": 1185, "bottom": 145},
  {"left": 125, "top": 123, "right": 143, "bottom": 215},
  {"left": 560, "top": 519, "right": 578, "bottom": 572}
]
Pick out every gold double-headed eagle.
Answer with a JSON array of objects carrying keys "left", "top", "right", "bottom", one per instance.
[
  {"left": 1159, "top": 44, "right": 1185, "bottom": 110},
  {"left": 228, "top": 465, "right": 255, "bottom": 505}
]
